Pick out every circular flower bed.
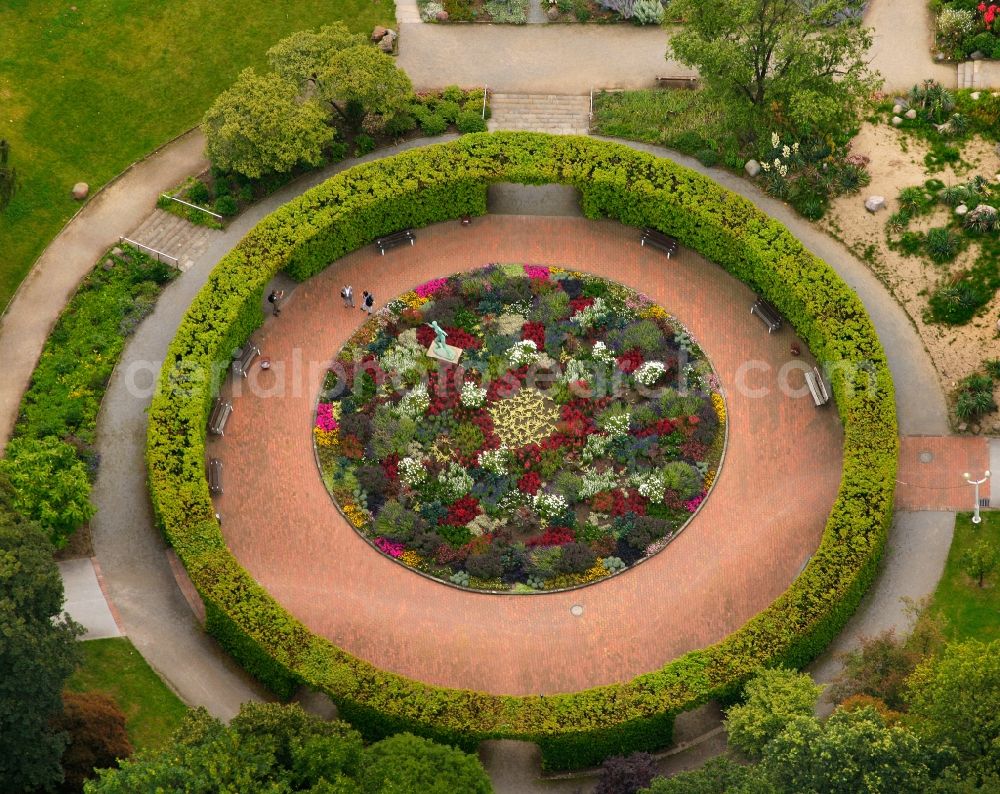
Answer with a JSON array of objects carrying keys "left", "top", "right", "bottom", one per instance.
[{"left": 315, "top": 265, "right": 725, "bottom": 592}]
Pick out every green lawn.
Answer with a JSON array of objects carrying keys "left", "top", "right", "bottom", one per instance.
[
  {"left": 0, "top": 0, "right": 394, "bottom": 311},
  {"left": 930, "top": 511, "right": 1000, "bottom": 642},
  {"left": 66, "top": 638, "right": 188, "bottom": 752}
]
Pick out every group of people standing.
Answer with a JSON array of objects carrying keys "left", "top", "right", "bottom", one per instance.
[{"left": 266, "top": 285, "right": 374, "bottom": 317}]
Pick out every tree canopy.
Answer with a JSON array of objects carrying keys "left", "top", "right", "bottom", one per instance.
[
  {"left": 201, "top": 68, "right": 334, "bottom": 179},
  {"left": 318, "top": 45, "right": 414, "bottom": 127},
  {"left": 0, "top": 472, "right": 82, "bottom": 790},
  {"left": 725, "top": 666, "right": 823, "bottom": 758},
  {"left": 266, "top": 22, "right": 364, "bottom": 90},
  {"left": 85, "top": 703, "right": 493, "bottom": 793},
  {"left": 667, "top": 0, "right": 881, "bottom": 141}
]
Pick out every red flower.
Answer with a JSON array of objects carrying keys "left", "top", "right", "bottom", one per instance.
[
  {"left": 526, "top": 526, "right": 575, "bottom": 547},
  {"left": 521, "top": 321, "right": 546, "bottom": 349},
  {"left": 617, "top": 348, "right": 644, "bottom": 373},
  {"left": 445, "top": 495, "right": 482, "bottom": 526},
  {"left": 569, "top": 296, "right": 595, "bottom": 315},
  {"left": 518, "top": 471, "right": 542, "bottom": 494}
]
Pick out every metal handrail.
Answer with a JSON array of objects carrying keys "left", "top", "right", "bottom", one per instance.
[
  {"left": 161, "top": 193, "right": 223, "bottom": 220},
  {"left": 482, "top": 84, "right": 489, "bottom": 120},
  {"left": 119, "top": 236, "right": 180, "bottom": 267}
]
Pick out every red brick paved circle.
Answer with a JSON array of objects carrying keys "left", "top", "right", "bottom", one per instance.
[{"left": 212, "top": 216, "right": 844, "bottom": 696}]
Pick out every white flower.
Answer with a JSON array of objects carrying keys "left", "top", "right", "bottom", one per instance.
[
  {"left": 571, "top": 297, "right": 609, "bottom": 330},
  {"left": 579, "top": 466, "right": 618, "bottom": 498},
  {"left": 399, "top": 456, "right": 427, "bottom": 487},
  {"left": 460, "top": 381, "right": 487, "bottom": 408},
  {"left": 634, "top": 361, "right": 666, "bottom": 387},
  {"left": 761, "top": 161, "right": 771, "bottom": 172},
  {"left": 580, "top": 434, "right": 613, "bottom": 465},
  {"left": 779, "top": 165, "right": 788, "bottom": 177},
  {"left": 533, "top": 492, "right": 568, "bottom": 520},
  {"left": 592, "top": 341, "right": 616, "bottom": 365},
  {"left": 773, "top": 158, "right": 781, "bottom": 168},
  {"left": 398, "top": 384, "right": 430, "bottom": 418},
  {"left": 601, "top": 411, "right": 631, "bottom": 437},
  {"left": 782, "top": 145, "right": 791, "bottom": 159},
  {"left": 631, "top": 471, "right": 665, "bottom": 504},
  {"left": 771, "top": 131, "right": 780, "bottom": 149},
  {"left": 477, "top": 447, "right": 509, "bottom": 476},
  {"left": 508, "top": 339, "right": 539, "bottom": 368},
  {"left": 792, "top": 142, "right": 800, "bottom": 153},
  {"left": 438, "top": 463, "right": 474, "bottom": 500}
]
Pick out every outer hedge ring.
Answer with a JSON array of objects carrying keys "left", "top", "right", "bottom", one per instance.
[{"left": 146, "top": 133, "right": 897, "bottom": 770}]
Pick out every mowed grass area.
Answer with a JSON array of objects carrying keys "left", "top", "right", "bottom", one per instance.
[
  {"left": 66, "top": 638, "right": 188, "bottom": 752},
  {"left": 930, "top": 512, "right": 1000, "bottom": 642},
  {"left": 0, "top": 0, "right": 394, "bottom": 310}
]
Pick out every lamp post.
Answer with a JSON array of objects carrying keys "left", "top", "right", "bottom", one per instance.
[{"left": 963, "top": 470, "right": 991, "bottom": 525}]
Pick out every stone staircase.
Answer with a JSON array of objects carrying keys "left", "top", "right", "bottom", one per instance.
[
  {"left": 487, "top": 93, "right": 591, "bottom": 136},
  {"left": 957, "top": 59, "right": 981, "bottom": 90},
  {"left": 125, "top": 209, "right": 222, "bottom": 272}
]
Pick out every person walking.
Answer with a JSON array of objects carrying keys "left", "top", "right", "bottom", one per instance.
[
  {"left": 361, "top": 290, "right": 374, "bottom": 315},
  {"left": 340, "top": 284, "right": 353, "bottom": 308},
  {"left": 267, "top": 289, "right": 284, "bottom": 317}
]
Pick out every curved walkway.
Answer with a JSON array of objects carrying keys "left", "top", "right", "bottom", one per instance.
[{"left": 211, "top": 215, "right": 843, "bottom": 695}]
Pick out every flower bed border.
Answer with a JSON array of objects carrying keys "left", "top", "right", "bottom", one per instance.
[
  {"left": 146, "top": 133, "right": 898, "bottom": 771},
  {"left": 311, "top": 266, "right": 730, "bottom": 595}
]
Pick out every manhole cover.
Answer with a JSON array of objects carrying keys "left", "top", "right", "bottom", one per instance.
[
  {"left": 919, "top": 451, "right": 934, "bottom": 464},
  {"left": 570, "top": 605, "right": 584, "bottom": 617}
]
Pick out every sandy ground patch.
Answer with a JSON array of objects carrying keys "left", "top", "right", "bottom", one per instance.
[{"left": 821, "top": 123, "right": 1000, "bottom": 434}]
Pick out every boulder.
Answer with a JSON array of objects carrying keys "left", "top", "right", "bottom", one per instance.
[
  {"left": 864, "top": 195, "right": 886, "bottom": 213},
  {"left": 371, "top": 26, "right": 388, "bottom": 41},
  {"left": 111, "top": 247, "right": 124, "bottom": 257},
  {"left": 378, "top": 31, "right": 397, "bottom": 52},
  {"left": 435, "top": 9, "right": 449, "bottom": 19},
  {"left": 891, "top": 115, "right": 903, "bottom": 126},
  {"left": 892, "top": 104, "right": 903, "bottom": 114},
  {"left": 744, "top": 159, "right": 761, "bottom": 177},
  {"left": 904, "top": 108, "right": 917, "bottom": 120},
  {"left": 102, "top": 258, "right": 115, "bottom": 270},
  {"left": 547, "top": 5, "right": 560, "bottom": 18},
  {"left": 955, "top": 203, "right": 968, "bottom": 216},
  {"left": 970, "top": 50, "right": 986, "bottom": 60},
  {"left": 71, "top": 182, "right": 89, "bottom": 200},
  {"left": 970, "top": 91, "right": 981, "bottom": 100}
]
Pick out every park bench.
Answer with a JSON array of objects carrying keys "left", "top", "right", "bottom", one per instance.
[
  {"left": 656, "top": 76, "right": 699, "bottom": 90},
  {"left": 375, "top": 229, "right": 415, "bottom": 255},
  {"left": 640, "top": 227, "right": 679, "bottom": 258},
  {"left": 207, "top": 458, "right": 223, "bottom": 495},
  {"left": 233, "top": 343, "right": 260, "bottom": 378},
  {"left": 208, "top": 398, "right": 232, "bottom": 436},
  {"left": 750, "top": 296, "right": 782, "bottom": 334},
  {"left": 804, "top": 366, "right": 830, "bottom": 407}
]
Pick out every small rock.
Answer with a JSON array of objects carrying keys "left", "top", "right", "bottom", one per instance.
[
  {"left": 935, "top": 52, "right": 945, "bottom": 61},
  {"left": 995, "top": 143, "right": 1000, "bottom": 157},
  {"left": 958, "top": 422, "right": 968, "bottom": 432},
  {"left": 970, "top": 50, "right": 985, "bottom": 60},
  {"left": 891, "top": 115, "right": 903, "bottom": 126},
  {"left": 971, "top": 91, "right": 981, "bottom": 100},
  {"left": 744, "top": 159, "right": 761, "bottom": 177},
  {"left": 435, "top": 9, "right": 448, "bottom": 19},
  {"left": 904, "top": 108, "right": 917, "bottom": 120},
  {"left": 972, "top": 423, "right": 981, "bottom": 434},
  {"left": 371, "top": 25, "right": 388, "bottom": 41},
  {"left": 111, "top": 246, "right": 124, "bottom": 257},
  {"left": 71, "top": 182, "right": 89, "bottom": 200},
  {"left": 892, "top": 103, "right": 903, "bottom": 114},
  {"left": 102, "top": 258, "right": 115, "bottom": 270},
  {"left": 996, "top": 318, "right": 1000, "bottom": 333},
  {"left": 955, "top": 203, "right": 968, "bottom": 216},
  {"left": 864, "top": 195, "right": 886, "bottom": 213},
  {"left": 546, "top": 5, "right": 560, "bottom": 18},
  {"left": 377, "top": 31, "right": 396, "bottom": 52}
]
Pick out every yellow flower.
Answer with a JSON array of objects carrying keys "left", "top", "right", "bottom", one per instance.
[
  {"left": 399, "top": 291, "right": 427, "bottom": 309},
  {"left": 712, "top": 392, "right": 726, "bottom": 425},
  {"left": 704, "top": 469, "right": 716, "bottom": 490},
  {"left": 342, "top": 503, "right": 369, "bottom": 528},
  {"left": 399, "top": 550, "right": 422, "bottom": 567},
  {"left": 313, "top": 427, "right": 339, "bottom": 449},
  {"left": 639, "top": 304, "right": 670, "bottom": 321}
]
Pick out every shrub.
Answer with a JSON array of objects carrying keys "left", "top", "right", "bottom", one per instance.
[
  {"left": 925, "top": 227, "right": 961, "bottom": 263},
  {"left": 362, "top": 733, "right": 492, "bottom": 793},
  {"left": 928, "top": 280, "right": 990, "bottom": 324},
  {"left": 186, "top": 180, "right": 211, "bottom": 205},
  {"left": 486, "top": 0, "right": 528, "bottom": 23},
  {"left": 51, "top": 691, "right": 132, "bottom": 792},
  {"left": 385, "top": 113, "right": 417, "bottom": 137},
  {"left": 456, "top": 110, "right": 488, "bottom": 133},
  {"left": 725, "top": 667, "right": 822, "bottom": 758},
  {"left": 419, "top": 113, "right": 448, "bottom": 136},
  {"left": 695, "top": 148, "right": 719, "bottom": 167},
  {"left": 555, "top": 541, "right": 596, "bottom": 574},
  {"left": 146, "top": 133, "right": 896, "bottom": 771},
  {"left": 631, "top": 0, "right": 664, "bottom": 24},
  {"left": 595, "top": 752, "right": 658, "bottom": 794},
  {"left": 954, "top": 374, "right": 997, "bottom": 420},
  {"left": 214, "top": 195, "right": 238, "bottom": 216},
  {"left": 354, "top": 133, "right": 375, "bottom": 156}
]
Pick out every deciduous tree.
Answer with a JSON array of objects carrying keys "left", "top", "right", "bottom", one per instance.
[
  {"left": 667, "top": 0, "right": 881, "bottom": 141},
  {"left": 266, "top": 23, "right": 364, "bottom": 90},
  {"left": 318, "top": 45, "right": 413, "bottom": 129},
  {"left": 960, "top": 541, "right": 997, "bottom": 587},
  {"left": 724, "top": 666, "right": 822, "bottom": 758}
]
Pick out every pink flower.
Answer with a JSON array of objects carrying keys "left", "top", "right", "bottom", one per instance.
[
  {"left": 414, "top": 278, "right": 448, "bottom": 298},
  {"left": 684, "top": 494, "right": 705, "bottom": 513},
  {"left": 375, "top": 537, "right": 405, "bottom": 557},
  {"left": 315, "top": 403, "right": 339, "bottom": 432},
  {"left": 523, "top": 265, "right": 550, "bottom": 280}
]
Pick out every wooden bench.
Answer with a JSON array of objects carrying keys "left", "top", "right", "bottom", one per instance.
[
  {"left": 375, "top": 229, "right": 415, "bottom": 255},
  {"left": 804, "top": 366, "right": 830, "bottom": 407},
  {"left": 640, "top": 227, "right": 679, "bottom": 258},
  {"left": 656, "top": 76, "right": 699, "bottom": 90},
  {"left": 208, "top": 398, "right": 232, "bottom": 436},
  {"left": 750, "top": 296, "right": 782, "bottom": 333},
  {"left": 207, "top": 458, "right": 223, "bottom": 494},
  {"left": 233, "top": 343, "right": 260, "bottom": 378}
]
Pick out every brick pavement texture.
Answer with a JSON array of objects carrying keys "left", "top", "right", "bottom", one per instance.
[
  {"left": 211, "top": 216, "right": 844, "bottom": 696},
  {"left": 896, "top": 436, "right": 991, "bottom": 510}
]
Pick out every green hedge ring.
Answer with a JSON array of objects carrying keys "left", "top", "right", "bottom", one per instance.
[{"left": 146, "top": 133, "right": 898, "bottom": 771}]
